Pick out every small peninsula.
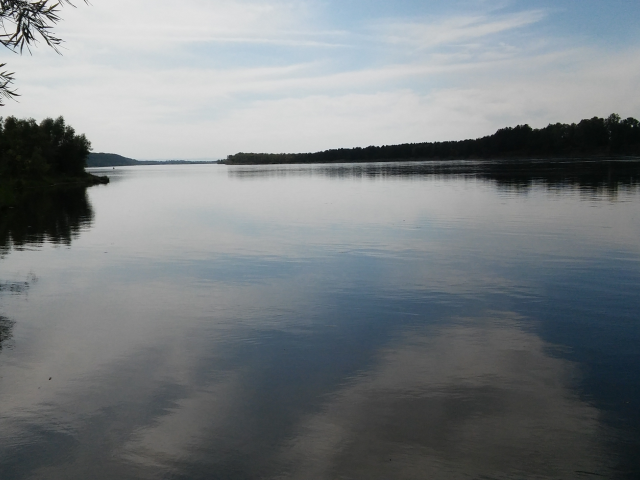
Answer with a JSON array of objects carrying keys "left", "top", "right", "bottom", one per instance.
[
  {"left": 225, "top": 114, "right": 640, "bottom": 165},
  {"left": 0, "top": 116, "right": 108, "bottom": 208}
]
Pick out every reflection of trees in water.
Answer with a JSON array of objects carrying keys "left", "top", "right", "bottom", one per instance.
[
  {"left": 473, "top": 160, "right": 640, "bottom": 197},
  {"left": 0, "top": 315, "right": 15, "bottom": 351},
  {"left": 0, "top": 187, "right": 94, "bottom": 256},
  {"left": 0, "top": 279, "right": 33, "bottom": 354},
  {"left": 229, "top": 159, "right": 640, "bottom": 196},
  {"left": 0, "top": 187, "right": 93, "bottom": 353},
  {"left": 0, "top": 280, "right": 29, "bottom": 293}
]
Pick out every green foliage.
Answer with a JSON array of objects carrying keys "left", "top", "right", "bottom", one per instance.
[
  {"left": 0, "top": 115, "right": 91, "bottom": 177},
  {"left": 0, "top": 63, "right": 17, "bottom": 105},
  {"left": 226, "top": 114, "right": 640, "bottom": 164}
]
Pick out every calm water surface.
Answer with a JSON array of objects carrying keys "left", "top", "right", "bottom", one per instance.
[{"left": 0, "top": 161, "right": 639, "bottom": 479}]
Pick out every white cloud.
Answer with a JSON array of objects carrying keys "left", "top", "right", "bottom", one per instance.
[
  {"left": 58, "top": 0, "right": 332, "bottom": 52},
  {"left": 379, "top": 10, "right": 547, "bottom": 51}
]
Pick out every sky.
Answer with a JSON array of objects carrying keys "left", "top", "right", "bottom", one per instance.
[{"left": 2, "top": 0, "right": 640, "bottom": 160}]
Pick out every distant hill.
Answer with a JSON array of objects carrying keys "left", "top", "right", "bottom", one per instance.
[
  {"left": 87, "top": 153, "right": 220, "bottom": 167},
  {"left": 87, "top": 153, "right": 141, "bottom": 167}
]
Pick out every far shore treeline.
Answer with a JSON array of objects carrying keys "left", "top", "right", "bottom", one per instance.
[{"left": 225, "top": 114, "right": 640, "bottom": 165}]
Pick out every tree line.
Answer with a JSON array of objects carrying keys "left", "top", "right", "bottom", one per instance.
[
  {"left": 0, "top": 115, "right": 91, "bottom": 177},
  {"left": 226, "top": 114, "right": 640, "bottom": 164}
]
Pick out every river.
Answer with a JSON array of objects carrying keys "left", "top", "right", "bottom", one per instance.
[{"left": 0, "top": 161, "right": 639, "bottom": 479}]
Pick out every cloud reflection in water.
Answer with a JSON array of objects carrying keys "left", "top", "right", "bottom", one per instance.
[
  {"left": 1, "top": 164, "right": 636, "bottom": 479},
  {"left": 117, "top": 314, "right": 611, "bottom": 479},
  {"left": 275, "top": 315, "right": 610, "bottom": 479}
]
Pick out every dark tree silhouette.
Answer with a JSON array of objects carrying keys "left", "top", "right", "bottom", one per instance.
[
  {"left": 226, "top": 114, "right": 640, "bottom": 165},
  {"left": 0, "top": 115, "right": 91, "bottom": 177},
  {"left": 0, "top": 0, "right": 88, "bottom": 105}
]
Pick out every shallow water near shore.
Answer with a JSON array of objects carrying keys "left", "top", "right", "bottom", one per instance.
[{"left": 1, "top": 161, "right": 639, "bottom": 479}]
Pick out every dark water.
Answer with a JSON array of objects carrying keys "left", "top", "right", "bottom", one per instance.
[{"left": 0, "top": 160, "right": 639, "bottom": 479}]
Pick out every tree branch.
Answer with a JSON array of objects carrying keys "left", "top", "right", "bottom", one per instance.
[
  {"left": 0, "top": 0, "right": 87, "bottom": 104},
  {"left": 0, "top": 63, "right": 19, "bottom": 106}
]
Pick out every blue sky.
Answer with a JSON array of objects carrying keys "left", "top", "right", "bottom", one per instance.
[{"left": 3, "top": 0, "right": 640, "bottom": 159}]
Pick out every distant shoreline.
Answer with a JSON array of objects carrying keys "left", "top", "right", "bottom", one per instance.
[
  {"left": 222, "top": 114, "right": 640, "bottom": 165},
  {"left": 90, "top": 154, "right": 640, "bottom": 168},
  {"left": 90, "top": 155, "right": 640, "bottom": 167},
  {"left": 91, "top": 114, "right": 640, "bottom": 168},
  {"left": 87, "top": 153, "right": 220, "bottom": 168}
]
